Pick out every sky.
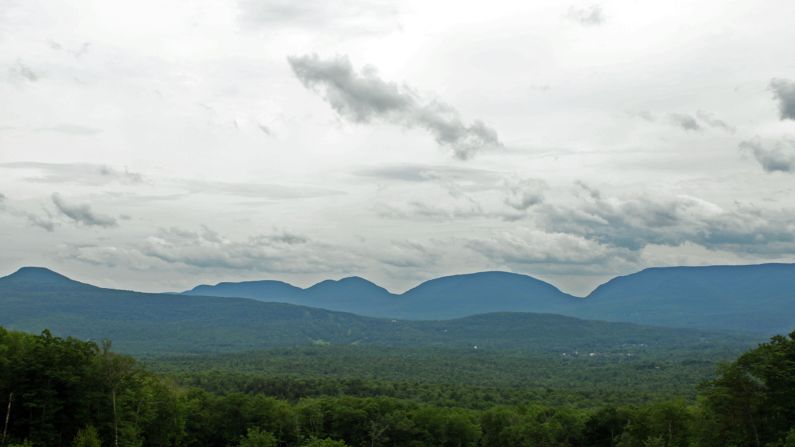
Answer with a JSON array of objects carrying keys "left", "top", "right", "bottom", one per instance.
[{"left": 1, "top": 0, "right": 795, "bottom": 295}]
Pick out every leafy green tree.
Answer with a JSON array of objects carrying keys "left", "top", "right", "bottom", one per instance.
[
  {"left": 72, "top": 425, "right": 101, "bottom": 447},
  {"left": 301, "top": 437, "right": 349, "bottom": 447},
  {"left": 239, "top": 427, "right": 277, "bottom": 447},
  {"left": 583, "top": 407, "right": 630, "bottom": 447},
  {"left": 698, "top": 332, "right": 795, "bottom": 447}
]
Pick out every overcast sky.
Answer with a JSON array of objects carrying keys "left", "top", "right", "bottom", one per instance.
[{"left": 1, "top": 0, "right": 795, "bottom": 295}]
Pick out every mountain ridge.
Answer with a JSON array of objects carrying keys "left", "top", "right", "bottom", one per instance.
[
  {"left": 0, "top": 267, "right": 753, "bottom": 355},
  {"left": 3, "top": 263, "right": 794, "bottom": 334},
  {"left": 178, "top": 263, "right": 795, "bottom": 333}
]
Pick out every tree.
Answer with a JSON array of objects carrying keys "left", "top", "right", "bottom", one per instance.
[
  {"left": 301, "top": 437, "right": 350, "bottom": 447},
  {"left": 97, "top": 340, "right": 135, "bottom": 447},
  {"left": 239, "top": 427, "right": 277, "bottom": 447},
  {"left": 72, "top": 426, "right": 101, "bottom": 447},
  {"left": 698, "top": 332, "right": 795, "bottom": 447}
]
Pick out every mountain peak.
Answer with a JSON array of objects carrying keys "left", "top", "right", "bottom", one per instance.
[
  {"left": 307, "top": 276, "right": 391, "bottom": 293},
  {"left": 1, "top": 266, "right": 84, "bottom": 286}
]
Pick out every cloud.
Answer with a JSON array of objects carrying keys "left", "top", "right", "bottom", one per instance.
[
  {"left": 770, "top": 78, "right": 795, "bottom": 120},
  {"left": 668, "top": 113, "right": 702, "bottom": 132},
  {"left": 355, "top": 164, "right": 502, "bottom": 187},
  {"left": 288, "top": 54, "right": 503, "bottom": 160},
  {"left": 51, "top": 193, "right": 118, "bottom": 227},
  {"left": 7, "top": 60, "right": 38, "bottom": 82},
  {"left": 138, "top": 226, "right": 358, "bottom": 273},
  {"left": 696, "top": 110, "right": 735, "bottom": 133},
  {"left": 377, "top": 240, "right": 440, "bottom": 269},
  {"left": 534, "top": 184, "right": 795, "bottom": 255},
  {"left": 237, "top": 0, "right": 399, "bottom": 34},
  {"left": 566, "top": 5, "right": 605, "bottom": 26},
  {"left": 0, "top": 193, "right": 56, "bottom": 231},
  {"left": 634, "top": 110, "right": 733, "bottom": 133},
  {"left": 504, "top": 178, "right": 546, "bottom": 211},
  {"left": 377, "top": 197, "right": 486, "bottom": 221},
  {"left": 48, "top": 40, "right": 90, "bottom": 58},
  {"left": 25, "top": 213, "right": 56, "bottom": 232},
  {"left": 0, "top": 162, "right": 143, "bottom": 185},
  {"left": 741, "top": 138, "right": 795, "bottom": 173},
  {"left": 34, "top": 124, "right": 102, "bottom": 136},
  {"left": 466, "top": 229, "right": 638, "bottom": 275},
  {"left": 178, "top": 178, "right": 342, "bottom": 199}
]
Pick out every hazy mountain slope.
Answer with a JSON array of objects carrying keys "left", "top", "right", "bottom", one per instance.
[
  {"left": 0, "top": 267, "right": 750, "bottom": 355},
  {"left": 394, "top": 271, "right": 580, "bottom": 319},
  {"left": 185, "top": 264, "right": 795, "bottom": 333},
  {"left": 184, "top": 271, "right": 579, "bottom": 319},
  {"left": 578, "top": 264, "right": 795, "bottom": 333},
  {"left": 188, "top": 279, "right": 303, "bottom": 301}
]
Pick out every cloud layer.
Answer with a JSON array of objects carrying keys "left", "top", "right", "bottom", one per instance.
[
  {"left": 770, "top": 78, "right": 795, "bottom": 120},
  {"left": 288, "top": 54, "right": 503, "bottom": 159},
  {"left": 51, "top": 193, "right": 118, "bottom": 228},
  {"left": 742, "top": 138, "right": 795, "bottom": 173}
]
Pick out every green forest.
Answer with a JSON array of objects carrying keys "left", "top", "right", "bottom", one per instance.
[{"left": 1, "top": 326, "right": 794, "bottom": 447}]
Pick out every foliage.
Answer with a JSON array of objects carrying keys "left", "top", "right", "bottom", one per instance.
[
  {"left": 238, "top": 428, "right": 277, "bottom": 447},
  {"left": 0, "top": 326, "right": 793, "bottom": 447},
  {"left": 71, "top": 426, "right": 101, "bottom": 447},
  {"left": 147, "top": 343, "right": 741, "bottom": 409}
]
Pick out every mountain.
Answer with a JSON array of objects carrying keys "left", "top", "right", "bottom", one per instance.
[
  {"left": 186, "top": 264, "right": 795, "bottom": 334},
  {"left": 0, "top": 266, "right": 94, "bottom": 289},
  {"left": 394, "top": 271, "right": 580, "bottom": 319},
  {"left": 575, "top": 264, "right": 795, "bottom": 334},
  {"left": 0, "top": 267, "right": 750, "bottom": 355},
  {"left": 185, "top": 271, "right": 580, "bottom": 319}
]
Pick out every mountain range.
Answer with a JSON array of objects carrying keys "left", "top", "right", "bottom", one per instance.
[
  {"left": 185, "top": 263, "right": 795, "bottom": 334},
  {"left": 0, "top": 266, "right": 757, "bottom": 355}
]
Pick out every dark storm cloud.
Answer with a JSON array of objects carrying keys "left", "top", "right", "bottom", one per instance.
[
  {"left": 566, "top": 5, "right": 605, "bottom": 26},
  {"left": 288, "top": 54, "right": 503, "bottom": 160},
  {"left": 770, "top": 78, "right": 795, "bottom": 120},
  {"left": 51, "top": 193, "right": 118, "bottom": 228},
  {"left": 741, "top": 138, "right": 795, "bottom": 173}
]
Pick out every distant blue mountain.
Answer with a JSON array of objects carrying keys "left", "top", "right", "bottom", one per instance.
[
  {"left": 0, "top": 266, "right": 95, "bottom": 290},
  {"left": 186, "top": 271, "right": 581, "bottom": 319},
  {"left": 184, "top": 264, "right": 795, "bottom": 333},
  {"left": 574, "top": 264, "right": 795, "bottom": 334},
  {"left": 2, "top": 267, "right": 749, "bottom": 355},
  {"left": 393, "top": 272, "right": 581, "bottom": 319}
]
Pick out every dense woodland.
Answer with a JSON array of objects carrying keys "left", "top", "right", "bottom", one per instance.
[{"left": 1, "top": 326, "right": 794, "bottom": 447}]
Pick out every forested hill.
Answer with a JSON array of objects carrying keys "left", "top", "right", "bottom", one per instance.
[
  {"left": 186, "top": 271, "right": 580, "bottom": 320},
  {"left": 0, "top": 267, "right": 752, "bottom": 355},
  {"left": 2, "top": 326, "right": 794, "bottom": 447},
  {"left": 184, "top": 264, "right": 795, "bottom": 334},
  {"left": 575, "top": 264, "right": 795, "bottom": 334}
]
